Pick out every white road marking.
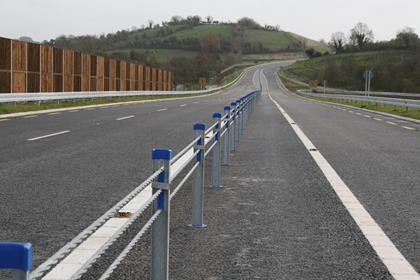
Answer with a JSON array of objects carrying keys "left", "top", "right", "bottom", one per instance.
[
  {"left": 364, "top": 115, "right": 371, "bottom": 118},
  {"left": 356, "top": 112, "right": 362, "bottom": 116},
  {"left": 179, "top": 104, "right": 187, "bottom": 107},
  {"left": 69, "top": 110, "right": 80, "bottom": 113},
  {"left": 116, "top": 115, "right": 135, "bottom": 121},
  {"left": 27, "top": 130, "right": 71, "bottom": 141},
  {"left": 402, "top": 126, "right": 416, "bottom": 131},
  {"left": 267, "top": 78, "right": 420, "bottom": 279},
  {"left": 386, "top": 121, "right": 397, "bottom": 126},
  {"left": 85, "top": 108, "right": 96, "bottom": 111},
  {"left": 100, "top": 107, "right": 108, "bottom": 109},
  {"left": 23, "top": 115, "right": 38, "bottom": 119},
  {"left": 157, "top": 108, "right": 168, "bottom": 112},
  {"left": 373, "top": 118, "right": 383, "bottom": 121},
  {"left": 194, "top": 101, "right": 200, "bottom": 104},
  {"left": 0, "top": 118, "right": 10, "bottom": 122},
  {"left": 48, "top": 112, "right": 61, "bottom": 116}
]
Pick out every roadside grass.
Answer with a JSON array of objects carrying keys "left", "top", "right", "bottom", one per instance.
[
  {"left": 107, "top": 48, "right": 199, "bottom": 64},
  {"left": 242, "top": 29, "right": 301, "bottom": 51},
  {"left": 0, "top": 94, "right": 201, "bottom": 115},
  {"left": 298, "top": 94, "right": 420, "bottom": 121},
  {"left": 278, "top": 74, "right": 420, "bottom": 121}
]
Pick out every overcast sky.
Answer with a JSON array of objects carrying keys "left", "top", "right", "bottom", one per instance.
[{"left": 1, "top": 0, "right": 419, "bottom": 42}]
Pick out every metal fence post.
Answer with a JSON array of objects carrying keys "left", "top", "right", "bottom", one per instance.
[
  {"left": 211, "top": 112, "right": 222, "bottom": 188},
  {"left": 230, "top": 102, "right": 236, "bottom": 152},
  {"left": 191, "top": 123, "right": 207, "bottom": 228},
  {"left": 0, "top": 242, "right": 32, "bottom": 280},
  {"left": 222, "top": 106, "right": 231, "bottom": 166},
  {"left": 240, "top": 98, "right": 245, "bottom": 135},
  {"left": 151, "top": 148, "right": 172, "bottom": 280},
  {"left": 235, "top": 99, "right": 240, "bottom": 143}
]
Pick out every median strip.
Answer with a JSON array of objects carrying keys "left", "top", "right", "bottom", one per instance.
[{"left": 27, "top": 130, "right": 71, "bottom": 142}]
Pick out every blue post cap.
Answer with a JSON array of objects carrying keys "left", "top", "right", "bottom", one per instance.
[
  {"left": 212, "top": 112, "right": 222, "bottom": 119},
  {"left": 152, "top": 148, "right": 172, "bottom": 160},
  {"left": 231, "top": 102, "right": 236, "bottom": 106},
  {"left": 0, "top": 242, "right": 32, "bottom": 271},
  {"left": 224, "top": 106, "right": 231, "bottom": 111},
  {"left": 193, "top": 123, "right": 206, "bottom": 131}
]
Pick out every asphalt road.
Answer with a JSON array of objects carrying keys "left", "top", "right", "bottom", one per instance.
[{"left": 1, "top": 62, "right": 420, "bottom": 279}]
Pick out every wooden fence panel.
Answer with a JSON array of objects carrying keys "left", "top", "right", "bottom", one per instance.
[
  {"left": 104, "top": 57, "right": 110, "bottom": 91},
  {"left": 12, "top": 40, "right": 27, "bottom": 93},
  {"left": 63, "top": 49, "right": 73, "bottom": 92},
  {"left": 125, "top": 62, "right": 131, "bottom": 90},
  {"left": 81, "top": 53, "right": 90, "bottom": 91},
  {"left": 40, "top": 45, "right": 53, "bottom": 92},
  {"left": 115, "top": 60, "right": 121, "bottom": 91},
  {"left": 130, "top": 63, "right": 136, "bottom": 90},
  {"left": 96, "top": 56, "right": 104, "bottom": 91},
  {"left": 109, "top": 58, "right": 116, "bottom": 91},
  {"left": 73, "top": 51, "right": 82, "bottom": 91},
  {"left": 0, "top": 37, "right": 11, "bottom": 93},
  {"left": 151, "top": 68, "right": 157, "bottom": 91},
  {"left": 157, "top": 69, "right": 163, "bottom": 91},
  {"left": 90, "top": 55, "right": 97, "bottom": 91},
  {"left": 120, "top": 61, "right": 126, "bottom": 91},
  {"left": 53, "top": 47, "right": 63, "bottom": 92},
  {"left": 138, "top": 64, "right": 144, "bottom": 90}
]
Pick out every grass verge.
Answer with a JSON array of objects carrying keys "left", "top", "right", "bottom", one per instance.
[
  {"left": 298, "top": 94, "right": 420, "bottom": 121},
  {"left": 0, "top": 94, "right": 200, "bottom": 115}
]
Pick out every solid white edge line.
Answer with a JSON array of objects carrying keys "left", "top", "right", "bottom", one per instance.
[
  {"left": 27, "top": 130, "right": 71, "bottom": 141},
  {"left": 266, "top": 75, "right": 420, "bottom": 279},
  {"left": 116, "top": 115, "right": 135, "bottom": 121}
]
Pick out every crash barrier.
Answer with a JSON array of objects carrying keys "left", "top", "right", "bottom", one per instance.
[
  {"left": 297, "top": 90, "right": 420, "bottom": 110},
  {"left": 12, "top": 90, "right": 260, "bottom": 280}
]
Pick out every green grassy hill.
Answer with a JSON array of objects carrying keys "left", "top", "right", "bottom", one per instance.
[
  {"left": 281, "top": 50, "right": 420, "bottom": 92},
  {"left": 54, "top": 23, "right": 328, "bottom": 65}
]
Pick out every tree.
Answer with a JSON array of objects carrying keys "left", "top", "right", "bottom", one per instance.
[
  {"left": 205, "top": 16, "right": 213, "bottom": 24},
  {"left": 329, "top": 32, "right": 346, "bottom": 52},
  {"left": 349, "top": 22, "right": 374, "bottom": 49},
  {"left": 237, "top": 17, "right": 261, "bottom": 29},
  {"left": 395, "top": 27, "right": 419, "bottom": 50},
  {"left": 19, "top": 36, "right": 34, "bottom": 43},
  {"left": 201, "top": 33, "right": 220, "bottom": 53},
  {"left": 148, "top": 20, "right": 154, "bottom": 29}
]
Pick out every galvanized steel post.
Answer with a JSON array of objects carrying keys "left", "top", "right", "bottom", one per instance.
[
  {"left": 235, "top": 99, "right": 241, "bottom": 143},
  {"left": 191, "top": 123, "right": 207, "bottom": 228},
  {"left": 230, "top": 102, "right": 236, "bottom": 152},
  {"left": 222, "top": 106, "right": 231, "bottom": 166},
  {"left": 151, "top": 148, "right": 172, "bottom": 280},
  {"left": 211, "top": 112, "right": 222, "bottom": 187}
]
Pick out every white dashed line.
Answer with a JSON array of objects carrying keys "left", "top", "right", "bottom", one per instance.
[
  {"left": 194, "top": 101, "right": 200, "bottom": 104},
  {"left": 157, "top": 108, "right": 168, "bottom": 112},
  {"left": 116, "top": 115, "right": 135, "bottom": 121},
  {"left": 27, "top": 130, "right": 71, "bottom": 141},
  {"left": 373, "top": 118, "right": 383, "bottom": 121},
  {"left": 402, "top": 126, "right": 416, "bottom": 131},
  {"left": 0, "top": 119, "right": 10, "bottom": 122},
  {"left": 356, "top": 112, "right": 362, "bottom": 116},
  {"left": 48, "top": 112, "right": 61, "bottom": 116},
  {"left": 85, "top": 108, "right": 96, "bottom": 111},
  {"left": 69, "top": 110, "right": 80, "bottom": 113},
  {"left": 364, "top": 115, "right": 372, "bottom": 118},
  {"left": 179, "top": 104, "right": 187, "bottom": 107},
  {"left": 386, "top": 121, "right": 397, "bottom": 126},
  {"left": 267, "top": 91, "right": 420, "bottom": 280}
]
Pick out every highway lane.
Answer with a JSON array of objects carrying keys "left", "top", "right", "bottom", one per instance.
[
  {"left": 262, "top": 63, "right": 420, "bottom": 274},
  {"left": 0, "top": 68, "right": 259, "bottom": 267}
]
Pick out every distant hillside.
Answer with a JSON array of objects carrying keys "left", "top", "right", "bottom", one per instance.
[
  {"left": 52, "top": 23, "right": 328, "bottom": 63},
  {"left": 49, "top": 18, "right": 328, "bottom": 84}
]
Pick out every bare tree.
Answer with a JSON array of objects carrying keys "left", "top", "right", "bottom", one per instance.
[
  {"left": 205, "top": 16, "right": 213, "bottom": 24},
  {"left": 148, "top": 20, "right": 154, "bottom": 29},
  {"left": 349, "top": 22, "right": 374, "bottom": 48},
  {"left": 329, "top": 32, "right": 347, "bottom": 52}
]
